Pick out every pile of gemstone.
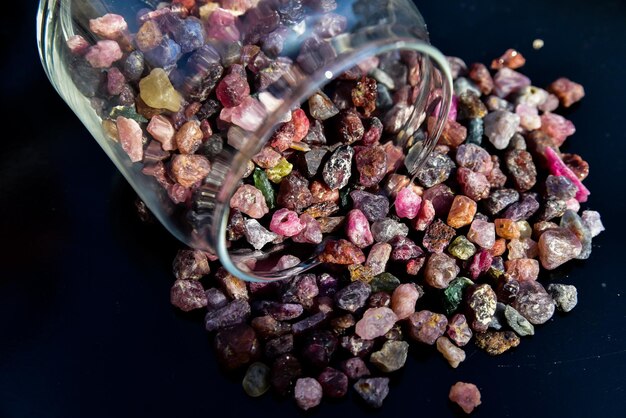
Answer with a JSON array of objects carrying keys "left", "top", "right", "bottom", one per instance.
[{"left": 67, "top": 0, "right": 604, "bottom": 412}]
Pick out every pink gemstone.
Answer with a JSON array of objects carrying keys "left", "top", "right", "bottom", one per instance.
[
  {"left": 229, "top": 97, "right": 267, "bottom": 131},
  {"left": 271, "top": 255, "right": 301, "bottom": 271},
  {"left": 291, "top": 109, "right": 310, "bottom": 142},
  {"left": 540, "top": 113, "right": 576, "bottom": 147},
  {"left": 544, "top": 147, "right": 590, "bottom": 202},
  {"left": 457, "top": 167, "right": 490, "bottom": 201},
  {"left": 293, "top": 213, "right": 323, "bottom": 244},
  {"left": 216, "top": 64, "right": 251, "bottom": 108},
  {"left": 85, "top": 40, "right": 123, "bottom": 68},
  {"left": 565, "top": 197, "right": 580, "bottom": 212},
  {"left": 230, "top": 184, "right": 269, "bottom": 219},
  {"left": 493, "top": 68, "right": 531, "bottom": 98},
  {"left": 395, "top": 187, "right": 422, "bottom": 219},
  {"left": 449, "top": 382, "right": 482, "bottom": 414},
  {"left": 391, "top": 283, "right": 421, "bottom": 320},
  {"left": 89, "top": 13, "right": 128, "bottom": 39},
  {"left": 167, "top": 183, "right": 192, "bottom": 204},
  {"left": 345, "top": 209, "right": 373, "bottom": 248},
  {"left": 355, "top": 307, "right": 398, "bottom": 339},
  {"left": 147, "top": 115, "right": 177, "bottom": 151},
  {"left": 505, "top": 258, "right": 540, "bottom": 282},
  {"left": 66, "top": 35, "right": 90, "bottom": 55},
  {"left": 270, "top": 208, "right": 305, "bottom": 237},
  {"left": 548, "top": 77, "right": 585, "bottom": 108},
  {"left": 467, "top": 250, "right": 493, "bottom": 280},
  {"left": 206, "top": 9, "right": 241, "bottom": 42},
  {"left": 538, "top": 94, "right": 560, "bottom": 113},
  {"left": 253, "top": 147, "right": 282, "bottom": 169},
  {"left": 107, "top": 67, "right": 126, "bottom": 96},
  {"left": 414, "top": 199, "right": 435, "bottom": 231},
  {"left": 515, "top": 103, "right": 541, "bottom": 131},
  {"left": 383, "top": 142, "right": 404, "bottom": 174},
  {"left": 365, "top": 242, "right": 392, "bottom": 275},
  {"left": 467, "top": 219, "right": 496, "bottom": 249},
  {"left": 116, "top": 116, "right": 143, "bottom": 162}
]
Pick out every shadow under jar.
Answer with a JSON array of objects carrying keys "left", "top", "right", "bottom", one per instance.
[{"left": 38, "top": 0, "right": 452, "bottom": 282}]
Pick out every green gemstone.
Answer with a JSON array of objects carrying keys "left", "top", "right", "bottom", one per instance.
[
  {"left": 443, "top": 277, "right": 474, "bottom": 315},
  {"left": 253, "top": 168, "right": 275, "bottom": 209},
  {"left": 447, "top": 235, "right": 477, "bottom": 261},
  {"left": 109, "top": 105, "right": 148, "bottom": 123},
  {"left": 370, "top": 272, "right": 401, "bottom": 293},
  {"left": 266, "top": 158, "right": 293, "bottom": 183},
  {"left": 339, "top": 186, "right": 352, "bottom": 209}
]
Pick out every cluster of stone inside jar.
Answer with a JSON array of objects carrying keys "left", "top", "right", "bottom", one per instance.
[{"left": 167, "top": 47, "right": 605, "bottom": 412}]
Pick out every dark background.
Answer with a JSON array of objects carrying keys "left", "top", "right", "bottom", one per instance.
[{"left": 2, "top": 1, "right": 626, "bottom": 417}]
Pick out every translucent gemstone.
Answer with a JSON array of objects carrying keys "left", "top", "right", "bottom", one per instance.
[
  {"left": 319, "top": 239, "right": 365, "bottom": 265},
  {"left": 436, "top": 336, "right": 466, "bottom": 368},
  {"left": 407, "top": 310, "right": 448, "bottom": 345},
  {"left": 491, "top": 48, "right": 526, "bottom": 69},
  {"left": 505, "top": 258, "right": 540, "bottom": 282},
  {"left": 484, "top": 110, "right": 520, "bottom": 150},
  {"left": 85, "top": 40, "right": 123, "bottom": 68},
  {"left": 516, "top": 103, "right": 541, "bottom": 131},
  {"left": 269, "top": 208, "right": 304, "bottom": 237},
  {"left": 538, "top": 227, "right": 582, "bottom": 270},
  {"left": 170, "top": 280, "right": 207, "bottom": 312},
  {"left": 244, "top": 219, "right": 278, "bottom": 250},
  {"left": 143, "top": 38, "right": 182, "bottom": 68},
  {"left": 251, "top": 315, "right": 291, "bottom": 339},
  {"left": 449, "top": 382, "right": 482, "bottom": 414},
  {"left": 135, "top": 20, "right": 163, "bottom": 52},
  {"left": 266, "top": 158, "right": 293, "bottom": 183},
  {"left": 544, "top": 147, "right": 590, "bottom": 202},
  {"left": 416, "top": 152, "right": 455, "bottom": 188},
  {"left": 371, "top": 218, "right": 408, "bottom": 242},
  {"left": 457, "top": 91, "right": 488, "bottom": 120},
  {"left": 294, "top": 378, "right": 322, "bottom": 410},
  {"left": 560, "top": 210, "right": 593, "bottom": 260},
  {"left": 242, "top": 362, "right": 271, "bottom": 397},
  {"left": 425, "top": 253, "right": 460, "bottom": 289},
  {"left": 455, "top": 143, "right": 493, "bottom": 174},
  {"left": 548, "top": 77, "right": 585, "bottom": 108},
  {"left": 205, "top": 288, "right": 228, "bottom": 311},
  {"left": 438, "top": 119, "right": 467, "bottom": 147},
  {"left": 345, "top": 209, "right": 373, "bottom": 248},
  {"left": 370, "top": 340, "right": 409, "bottom": 372},
  {"left": 581, "top": 210, "right": 605, "bottom": 238},
  {"left": 66, "top": 34, "right": 90, "bottom": 55},
  {"left": 323, "top": 145, "right": 354, "bottom": 190},
  {"left": 308, "top": 91, "right": 339, "bottom": 120},
  {"left": 503, "top": 194, "right": 540, "bottom": 221},
  {"left": 214, "top": 324, "right": 259, "bottom": 370},
  {"left": 355, "top": 307, "right": 398, "bottom": 339},
  {"left": 457, "top": 168, "right": 490, "bottom": 201},
  {"left": 147, "top": 115, "right": 176, "bottom": 150},
  {"left": 414, "top": 199, "right": 436, "bottom": 231},
  {"left": 292, "top": 213, "right": 323, "bottom": 244},
  {"left": 228, "top": 97, "right": 267, "bottom": 131},
  {"left": 172, "top": 249, "right": 210, "bottom": 280},
  {"left": 390, "top": 236, "right": 423, "bottom": 261},
  {"left": 446, "top": 313, "right": 473, "bottom": 346},
  {"left": 423, "top": 219, "right": 456, "bottom": 253},
  {"left": 494, "top": 218, "right": 520, "bottom": 239},
  {"left": 540, "top": 113, "right": 576, "bottom": 147},
  {"left": 206, "top": 9, "right": 241, "bottom": 42},
  {"left": 89, "top": 13, "right": 127, "bottom": 39},
  {"left": 116, "top": 116, "right": 143, "bottom": 163},
  {"left": 395, "top": 187, "right": 422, "bottom": 219},
  {"left": 468, "top": 62, "right": 493, "bottom": 94},
  {"left": 467, "top": 219, "right": 496, "bottom": 249},
  {"left": 447, "top": 236, "right": 476, "bottom": 261},
  {"left": 230, "top": 184, "right": 269, "bottom": 219},
  {"left": 447, "top": 195, "right": 477, "bottom": 228},
  {"left": 545, "top": 175, "right": 577, "bottom": 201},
  {"left": 493, "top": 68, "right": 531, "bottom": 98},
  {"left": 365, "top": 242, "right": 392, "bottom": 275},
  {"left": 353, "top": 377, "right": 390, "bottom": 408},
  {"left": 106, "top": 67, "right": 126, "bottom": 96},
  {"left": 139, "top": 68, "right": 183, "bottom": 112},
  {"left": 391, "top": 283, "right": 421, "bottom": 319},
  {"left": 467, "top": 250, "right": 493, "bottom": 280},
  {"left": 253, "top": 168, "right": 276, "bottom": 209}
]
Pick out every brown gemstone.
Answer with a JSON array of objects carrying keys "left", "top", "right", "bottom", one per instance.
[
  {"left": 494, "top": 218, "right": 521, "bottom": 239},
  {"left": 474, "top": 330, "right": 520, "bottom": 355},
  {"left": 175, "top": 120, "right": 203, "bottom": 154},
  {"left": 170, "top": 154, "right": 211, "bottom": 188},
  {"left": 447, "top": 195, "right": 477, "bottom": 229}
]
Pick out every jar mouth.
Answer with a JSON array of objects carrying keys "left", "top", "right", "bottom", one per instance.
[{"left": 209, "top": 37, "right": 453, "bottom": 282}]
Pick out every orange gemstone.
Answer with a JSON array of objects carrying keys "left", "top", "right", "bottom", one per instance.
[
  {"left": 489, "top": 238, "right": 507, "bottom": 257},
  {"left": 495, "top": 218, "right": 521, "bottom": 239},
  {"left": 447, "top": 195, "right": 477, "bottom": 228}
]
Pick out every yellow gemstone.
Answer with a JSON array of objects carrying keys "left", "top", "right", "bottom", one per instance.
[
  {"left": 266, "top": 158, "right": 293, "bottom": 183},
  {"left": 139, "top": 68, "right": 183, "bottom": 112}
]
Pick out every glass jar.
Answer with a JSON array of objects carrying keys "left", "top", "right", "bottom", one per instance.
[{"left": 38, "top": 0, "right": 452, "bottom": 282}]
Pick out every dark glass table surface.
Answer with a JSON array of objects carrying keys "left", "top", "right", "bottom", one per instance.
[{"left": 1, "top": 1, "right": 625, "bottom": 417}]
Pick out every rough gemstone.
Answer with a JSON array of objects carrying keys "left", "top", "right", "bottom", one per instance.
[
  {"left": 469, "top": 62, "right": 494, "bottom": 94},
  {"left": 323, "top": 145, "right": 354, "bottom": 190},
  {"left": 353, "top": 378, "right": 390, "bottom": 408},
  {"left": 407, "top": 310, "right": 448, "bottom": 345},
  {"left": 545, "top": 175, "right": 577, "bottom": 201},
  {"left": 243, "top": 362, "right": 271, "bottom": 397},
  {"left": 214, "top": 324, "right": 260, "bottom": 370},
  {"left": 423, "top": 219, "right": 457, "bottom": 253},
  {"left": 243, "top": 219, "right": 278, "bottom": 250},
  {"left": 139, "top": 68, "right": 183, "bottom": 112},
  {"left": 171, "top": 154, "right": 211, "bottom": 188},
  {"left": 436, "top": 336, "right": 466, "bottom": 368},
  {"left": 560, "top": 209, "right": 593, "bottom": 260},
  {"left": 391, "top": 283, "right": 421, "bottom": 319},
  {"left": 350, "top": 191, "right": 390, "bottom": 222},
  {"left": 319, "top": 239, "right": 366, "bottom": 265},
  {"left": 456, "top": 143, "right": 493, "bottom": 174},
  {"left": 368, "top": 272, "right": 400, "bottom": 294},
  {"left": 147, "top": 115, "right": 176, "bottom": 151},
  {"left": 548, "top": 77, "right": 585, "bottom": 108},
  {"left": 341, "top": 357, "right": 370, "bottom": 380},
  {"left": 457, "top": 168, "right": 490, "bottom": 201},
  {"left": 271, "top": 354, "right": 302, "bottom": 396},
  {"left": 371, "top": 218, "right": 409, "bottom": 242},
  {"left": 505, "top": 150, "right": 537, "bottom": 191},
  {"left": 317, "top": 367, "right": 348, "bottom": 398},
  {"left": 466, "top": 284, "right": 497, "bottom": 332},
  {"left": 332, "top": 281, "right": 370, "bottom": 313},
  {"left": 484, "top": 110, "right": 520, "bottom": 150},
  {"left": 251, "top": 315, "right": 292, "bottom": 340},
  {"left": 414, "top": 199, "right": 436, "bottom": 231},
  {"left": 390, "top": 236, "right": 423, "bottom": 261},
  {"left": 581, "top": 210, "right": 605, "bottom": 238},
  {"left": 449, "top": 382, "right": 482, "bottom": 414},
  {"left": 394, "top": 187, "right": 422, "bottom": 220},
  {"left": 448, "top": 236, "right": 477, "bottom": 261},
  {"left": 504, "top": 304, "right": 535, "bottom": 336},
  {"left": 355, "top": 307, "right": 397, "bottom": 340},
  {"left": 89, "top": 13, "right": 127, "bottom": 39},
  {"left": 345, "top": 209, "right": 373, "bottom": 248},
  {"left": 507, "top": 238, "right": 538, "bottom": 260},
  {"left": 277, "top": 172, "right": 312, "bottom": 212},
  {"left": 370, "top": 340, "right": 409, "bottom": 372},
  {"left": 116, "top": 116, "right": 144, "bottom": 162},
  {"left": 365, "top": 243, "right": 392, "bottom": 275},
  {"left": 206, "top": 288, "right": 228, "bottom": 311},
  {"left": 230, "top": 185, "right": 269, "bottom": 219},
  {"left": 493, "top": 68, "right": 531, "bottom": 97},
  {"left": 175, "top": 120, "right": 203, "bottom": 154},
  {"left": 538, "top": 227, "right": 583, "bottom": 270},
  {"left": 544, "top": 147, "right": 590, "bottom": 202},
  {"left": 170, "top": 280, "right": 207, "bottom": 311},
  {"left": 467, "top": 220, "right": 496, "bottom": 249},
  {"left": 548, "top": 283, "right": 578, "bottom": 312},
  {"left": 447, "top": 313, "right": 473, "bottom": 346},
  {"left": 503, "top": 194, "right": 540, "bottom": 221},
  {"left": 541, "top": 113, "right": 576, "bottom": 147},
  {"left": 423, "top": 184, "right": 455, "bottom": 217},
  {"left": 216, "top": 64, "right": 250, "bottom": 108},
  {"left": 416, "top": 152, "right": 455, "bottom": 187},
  {"left": 340, "top": 335, "right": 375, "bottom": 357},
  {"left": 425, "top": 253, "right": 460, "bottom": 289},
  {"left": 448, "top": 195, "right": 478, "bottom": 228},
  {"left": 443, "top": 277, "right": 474, "bottom": 315},
  {"left": 512, "top": 281, "right": 555, "bottom": 325},
  {"left": 475, "top": 330, "right": 520, "bottom": 355}
]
